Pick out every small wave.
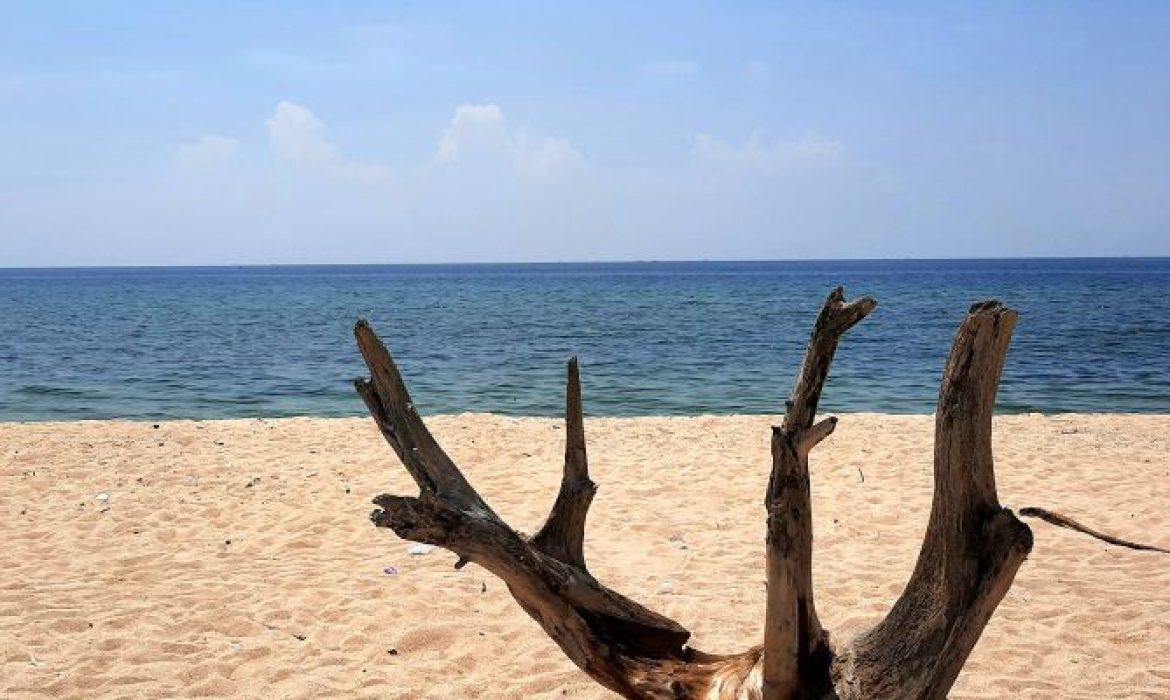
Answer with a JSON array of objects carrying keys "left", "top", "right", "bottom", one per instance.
[{"left": 13, "top": 384, "right": 95, "bottom": 398}]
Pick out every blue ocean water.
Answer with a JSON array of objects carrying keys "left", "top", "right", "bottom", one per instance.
[{"left": 0, "top": 259, "right": 1167, "bottom": 421}]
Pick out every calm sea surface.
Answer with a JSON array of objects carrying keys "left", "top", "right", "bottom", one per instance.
[{"left": 1, "top": 259, "right": 1168, "bottom": 420}]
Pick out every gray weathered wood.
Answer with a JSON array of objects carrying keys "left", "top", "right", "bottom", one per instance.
[
  {"left": 532, "top": 357, "right": 597, "bottom": 568},
  {"left": 763, "top": 287, "right": 875, "bottom": 699}
]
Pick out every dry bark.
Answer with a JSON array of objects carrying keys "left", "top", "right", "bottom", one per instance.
[{"left": 356, "top": 289, "right": 1038, "bottom": 699}]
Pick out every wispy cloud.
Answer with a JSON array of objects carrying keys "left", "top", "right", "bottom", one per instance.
[
  {"left": 513, "top": 133, "right": 577, "bottom": 178},
  {"left": 692, "top": 131, "right": 845, "bottom": 171},
  {"left": 175, "top": 134, "right": 239, "bottom": 168}
]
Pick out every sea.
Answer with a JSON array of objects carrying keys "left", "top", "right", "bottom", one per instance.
[{"left": 1, "top": 259, "right": 1167, "bottom": 421}]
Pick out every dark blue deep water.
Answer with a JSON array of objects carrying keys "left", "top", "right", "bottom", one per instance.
[{"left": 1, "top": 259, "right": 1168, "bottom": 420}]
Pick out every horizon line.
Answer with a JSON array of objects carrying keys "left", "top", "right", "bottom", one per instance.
[{"left": 3, "top": 254, "right": 1169, "bottom": 272}]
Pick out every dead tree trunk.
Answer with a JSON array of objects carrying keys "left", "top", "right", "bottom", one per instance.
[{"left": 356, "top": 288, "right": 1034, "bottom": 699}]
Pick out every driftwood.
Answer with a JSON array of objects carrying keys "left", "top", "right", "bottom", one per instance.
[{"left": 352, "top": 289, "right": 1145, "bottom": 699}]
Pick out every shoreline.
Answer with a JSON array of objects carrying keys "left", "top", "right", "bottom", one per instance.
[{"left": 4, "top": 409, "right": 1170, "bottom": 427}]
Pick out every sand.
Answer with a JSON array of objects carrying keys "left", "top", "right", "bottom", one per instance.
[{"left": 2, "top": 413, "right": 1169, "bottom": 698}]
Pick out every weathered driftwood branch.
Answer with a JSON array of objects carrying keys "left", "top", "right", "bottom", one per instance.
[
  {"left": 842, "top": 300, "right": 1033, "bottom": 699},
  {"left": 531, "top": 357, "right": 596, "bottom": 568},
  {"left": 356, "top": 290, "right": 1041, "bottom": 699},
  {"left": 357, "top": 321, "right": 696, "bottom": 698},
  {"left": 763, "top": 288, "right": 875, "bottom": 698}
]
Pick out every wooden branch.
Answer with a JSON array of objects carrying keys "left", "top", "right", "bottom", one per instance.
[
  {"left": 844, "top": 300, "right": 1034, "bottom": 699},
  {"left": 781, "top": 287, "right": 879, "bottom": 431},
  {"left": 763, "top": 287, "right": 875, "bottom": 699},
  {"left": 356, "top": 322, "right": 722, "bottom": 699},
  {"left": 353, "top": 320, "right": 492, "bottom": 515},
  {"left": 1020, "top": 507, "right": 1170, "bottom": 554},
  {"left": 532, "top": 357, "right": 597, "bottom": 568}
]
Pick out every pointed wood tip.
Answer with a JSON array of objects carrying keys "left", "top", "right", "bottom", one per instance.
[
  {"left": 563, "top": 355, "right": 587, "bottom": 469},
  {"left": 353, "top": 319, "right": 383, "bottom": 360},
  {"left": 354, "top": 318, "right": 376, "bottom": 345}
]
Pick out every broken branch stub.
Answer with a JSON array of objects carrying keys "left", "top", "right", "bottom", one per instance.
[{"left": 356, "top": 290, "right": 1034, "bottom": 699}]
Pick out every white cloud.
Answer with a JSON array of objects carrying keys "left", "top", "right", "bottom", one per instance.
[
  {"left": 434, "top": 104, "right": 509, "bottom": 164},
  {"left": 513, "top": 134, "right": 576, "bottom": 177},
  {"left": 433, "top": 103, "right": 578, "bottom": 177},
  {"left": 266, "top": 101, "right": 336, "bottom": 166},
  {"left": 175, "top": 134, "right": 239, "bottom": 168},
  {"left": 692, "top": 131, "right": 845, "bottom": 171},
  {"left": 265, "top": 101, "right": 388, "bottom": 182},
  {"left": 641, "top": 60, "right": 701, "bottom": 77}
]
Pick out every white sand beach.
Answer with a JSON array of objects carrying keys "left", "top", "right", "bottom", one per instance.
[{"left": 3, "top": 413, "right": 1169, "bottom": 698}]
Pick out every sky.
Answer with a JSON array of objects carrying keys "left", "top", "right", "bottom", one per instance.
[{"left": 1, "top": 1, "right": 1168, "bottom": 266}]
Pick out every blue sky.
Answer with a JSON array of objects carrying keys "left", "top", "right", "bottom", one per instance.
[{"left": 1, "top": 1, "right": 1168, "bottom": 265}]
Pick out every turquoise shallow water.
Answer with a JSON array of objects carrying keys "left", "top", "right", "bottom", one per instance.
[{"left": 0, "top": 259, "right": 1167, "bottom": 420}]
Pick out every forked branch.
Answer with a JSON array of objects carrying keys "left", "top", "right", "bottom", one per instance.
[
  {"left": 763, "top": 287, "right": 875, "bottom": 698},
  {"left": 358, "top": 323, "right": 697, "bottom": 698}
]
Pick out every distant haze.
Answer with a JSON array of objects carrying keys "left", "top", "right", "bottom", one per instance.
[{"left": 1, "top": 2, "right": 1168, "bottom": 266}]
